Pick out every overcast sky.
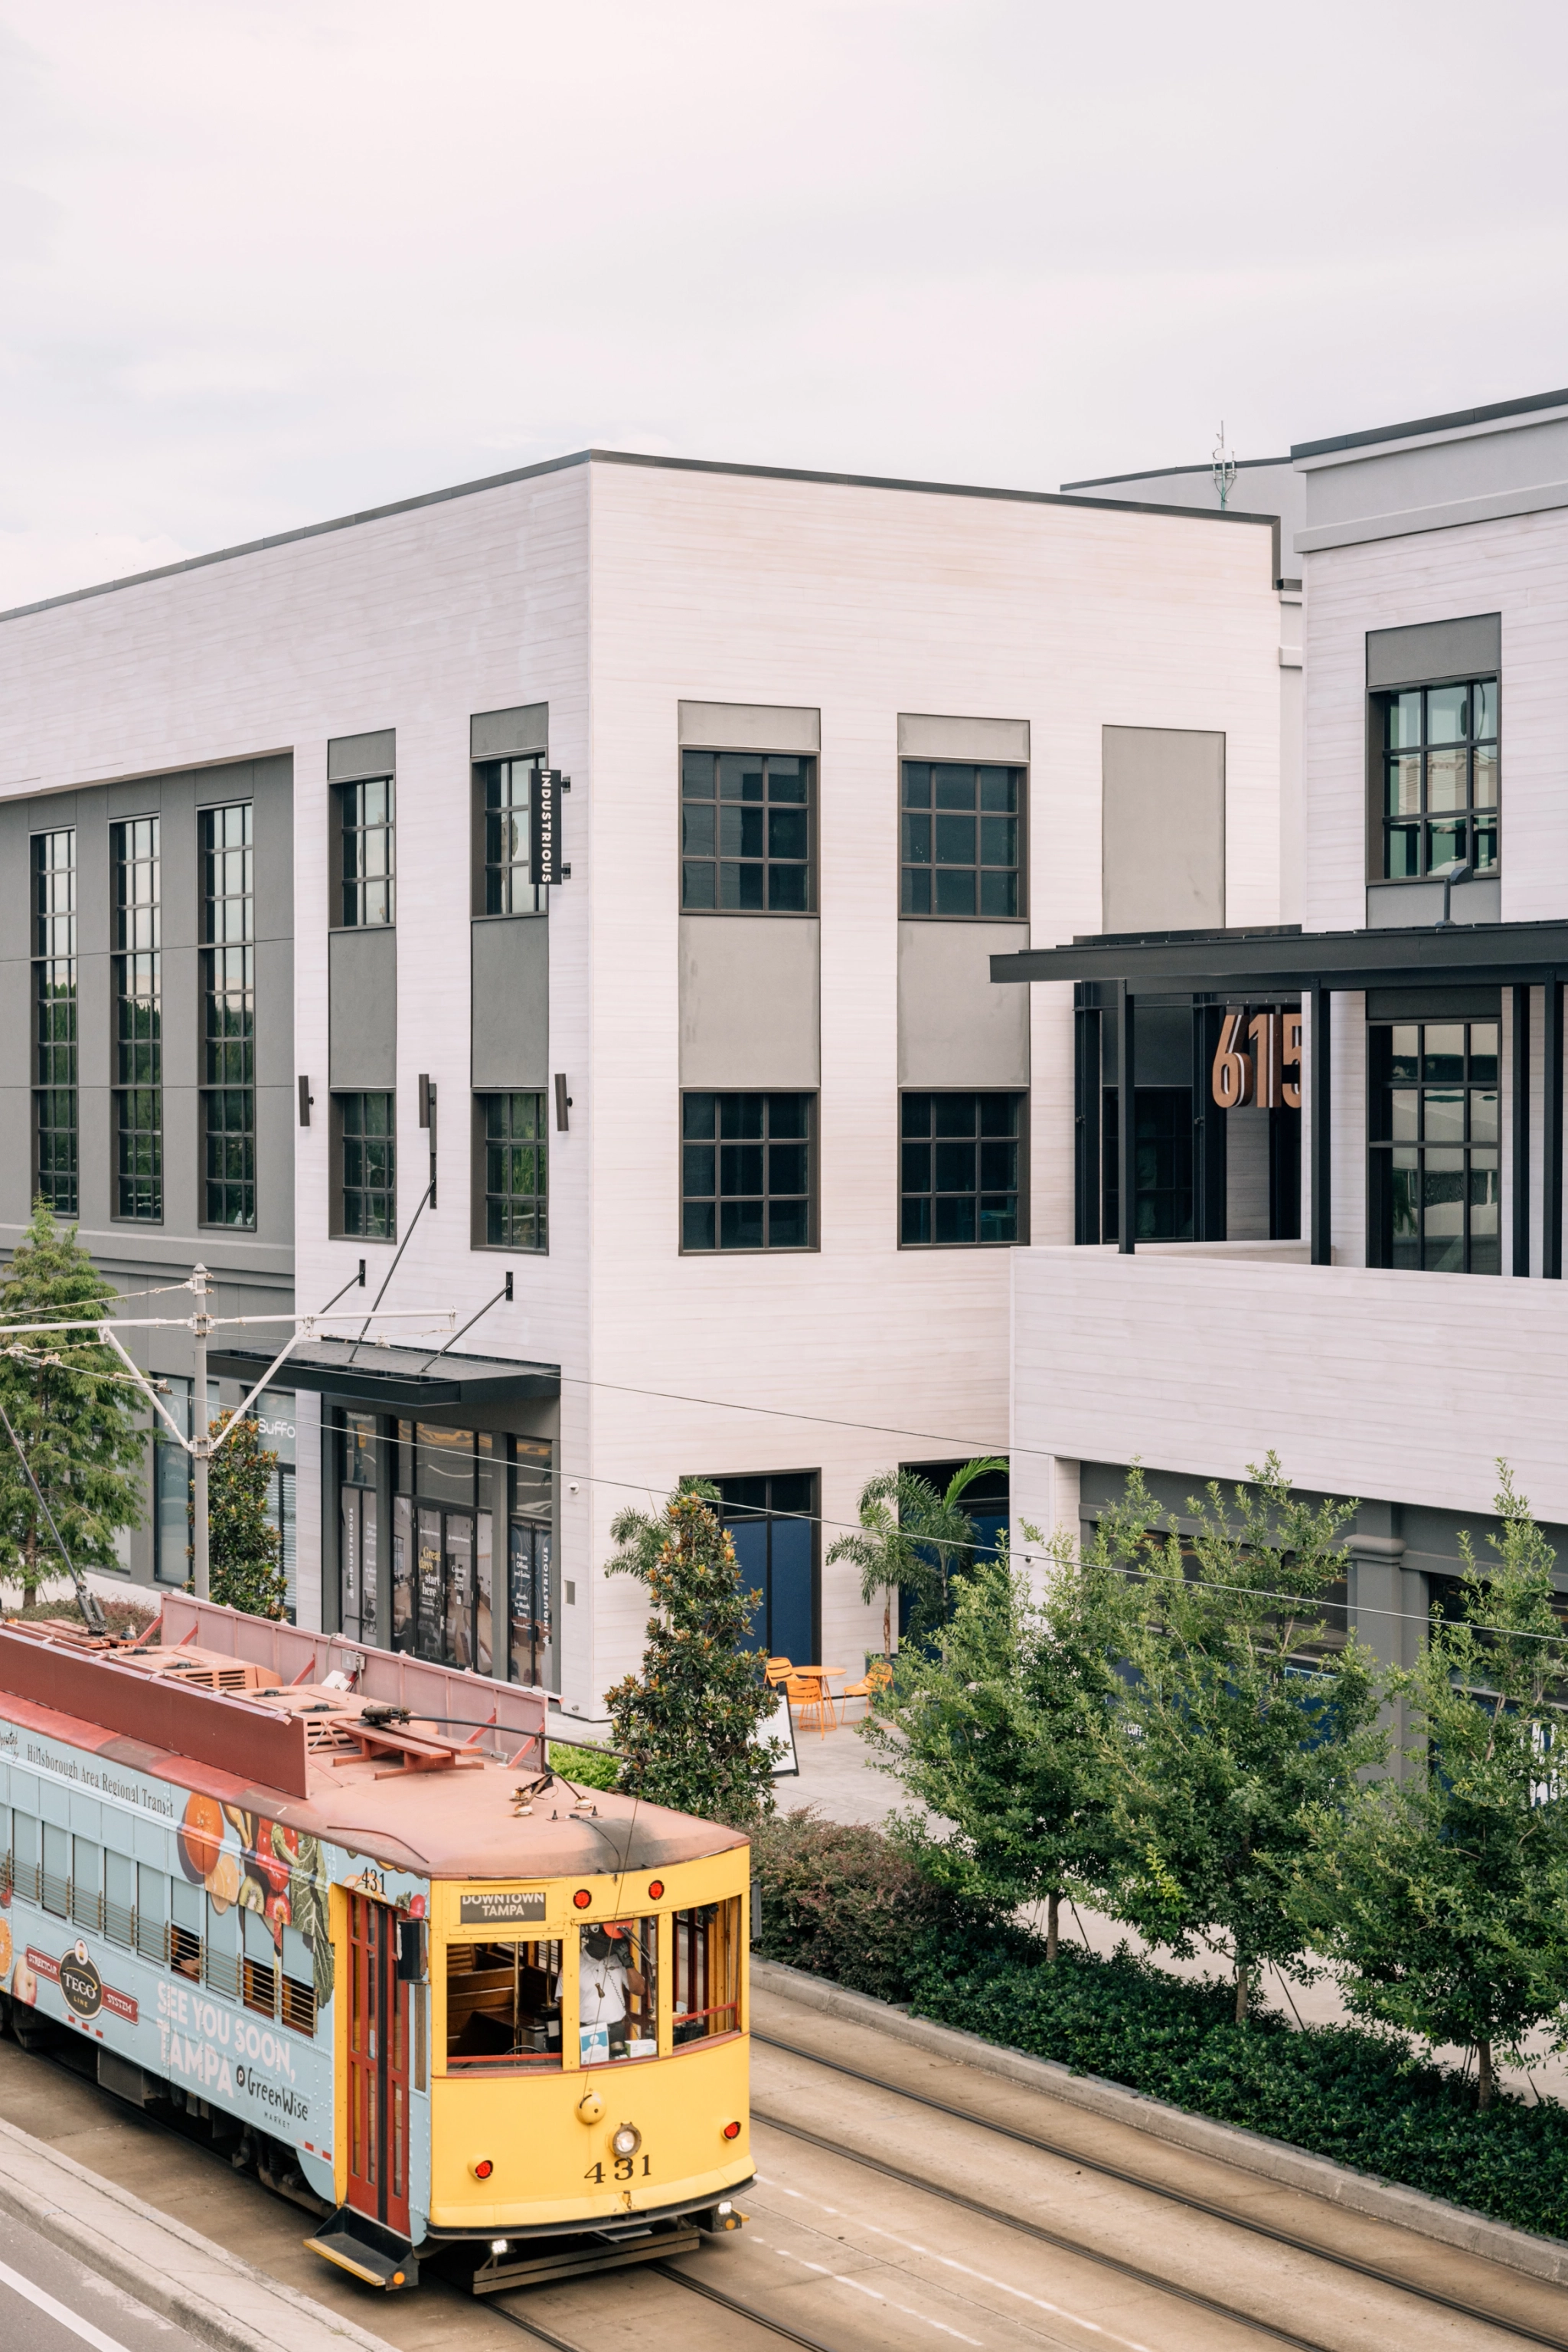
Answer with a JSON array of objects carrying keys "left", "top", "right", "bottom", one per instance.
[{"left": 2, "top": 0, "right": 1566, "bottom": 609}]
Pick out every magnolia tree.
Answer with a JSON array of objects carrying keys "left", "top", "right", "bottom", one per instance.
[
  {"left": 201, "top": 1414, "right": 286, "bottom": 1619},
  {"left": 0, "top": 1204, "right": 144, "bottom": 1605},
  {"left": 604, "top": 1481, "right": 782, "bottom": 1824},
  {"left": 1305, "top": 1467, "right": 1568, "bottom": 2108}
]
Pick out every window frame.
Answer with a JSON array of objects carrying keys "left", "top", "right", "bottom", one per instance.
[
  {"left": 1367, "top": 1017, "right": 1501, "bottom": 1276},
  {"left": 199, "top": 800, "right": 256, "bottom": 1230},
  {"left": 472, "top": 756, "right": 547, "bottom": 918},
  {"left": 898, "top": 759, "right": 1028, "bottom": 922},
  {"left": 1367, "top": 673, "right": 1500, "bottom": 887},
  {"left": 109, "top": 814, "right": 163, "bottom": 1223},
  {"left": 897, "top": 1089, "right": 1028, "bottom": 1249},
  {"left": 679, "top": 1089, "right": 818, "bottom": 1255},
  {"left": 335, "top": 775, "right": 396, "bottom": 929},
  {"left": 31, "top": 826, "right": 77, "bottom": 1217},
  {"left": 472, "top": 1090, "right": 549, "bottom": 1253},
  {"left": 678, "top": 746, "right": 817, "bottom": 917},
  {"left": 332, "top": 1090, "right": 397, "bottom": 1242}
]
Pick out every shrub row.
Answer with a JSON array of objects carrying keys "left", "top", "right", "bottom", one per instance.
[{"left": 750, "top": 1810, "right": 1568, "bottom": 2244}]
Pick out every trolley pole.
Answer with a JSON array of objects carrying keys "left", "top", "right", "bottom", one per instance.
[{"left": 191, "top": 1263, "right": 211, "bottom": 1602}]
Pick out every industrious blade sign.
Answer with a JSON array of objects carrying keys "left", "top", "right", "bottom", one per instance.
[{"left": 1212, "top": 1010, "right": 1302, "bottom": 1112}]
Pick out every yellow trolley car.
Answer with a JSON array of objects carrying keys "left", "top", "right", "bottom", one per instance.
[{"left": 0, "top": 1596, "right": 752, "bottom": 2292}]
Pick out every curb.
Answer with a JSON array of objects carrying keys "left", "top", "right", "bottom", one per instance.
[
  {"left": 750, "top": 1955, "right": 1568, "bottom": 2288},
  {"left": 0, "top": 2113, "right": 397, "bottom": 2352}
]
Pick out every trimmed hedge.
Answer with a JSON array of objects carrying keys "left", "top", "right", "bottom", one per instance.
[{"left": 751, "top": 1809, "right": 1568, "bottom": 2245}]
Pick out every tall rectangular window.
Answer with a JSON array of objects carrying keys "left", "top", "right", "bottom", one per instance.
[
  {"left": 1379, "top": 679, "right": 1498, "bottom": 881},
  {"left": 1368, "top": 1020, "right": 1499, "bottom": 1274},
  {"left": 339, "top": 777, "right": 394, "bottom": 926},
  {"left": 901, "top": 763, "right": 1024, "bottom": 918},
  {"left": 201, "top": 802, "right": 255, "bottom": 1227},
  {"left": 681, "top": 1092, "right": 814, "bottom": 1251},
  {"left": 900, "top": 1092, "right": 1024, "bottom": 1244},
  {"left": 479, "top": 759, "right": 545, "bottom": 914},
  {"left": 479, "top": 1093, "right": 547, "bottom": 1249},
  {"left": 111, "top": 817, "right": 162, "bottom": 1220},
  {"left": 32, "top": 828, "right": 77, "bottom": 1215},
  {"left": 338, "top": 1093, "right": 396, "bottom": 1238},
  {"left": 680, "top": 752, "right": 815, "bottom": 913}
]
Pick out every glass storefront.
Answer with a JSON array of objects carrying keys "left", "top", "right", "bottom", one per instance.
[
  {"left": 335, "top": 1413, "right": 554, "bottom": 1684},
  {"left": 155, "top": 1378, "right": 295, "bottom": 1613}
]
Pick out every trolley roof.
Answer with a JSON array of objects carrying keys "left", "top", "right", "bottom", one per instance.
[{"left": 0, "top": 1615, "right": 747, "bottom": 1880}]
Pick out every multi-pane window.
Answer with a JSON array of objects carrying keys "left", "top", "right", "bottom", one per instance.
[
  {"left": 480, "top": 1092, "right": 547, "bottom": 1249},
  {"left": 900, "top": 1092, "right": 1023, "bottom": 1244},
  {"left": 1368, "top": 1021, "right": 1499, "bottom": 1275},
  {"left": 479, "top": 759, "right": 545, "bottom": 915},
  {"left": 1380, "top": 680, "right": 1498, "bottom": 880},
  {"left": 901, "top": 763, "right": 1024, "bottom": 918},
  {"left": 31, "top": 829, "right": 77, "bottom": 1215},
  {"left": 339, "top": 777, "right": 394, "bottom": 926},
  {"left": 680, "top": 751, "right": 814, "bottom": 913},
  {"left": 339, "top": 1093, "right": 396, "bottom": 1239},
  {"left": 111, "top": 817, "right": 162, "bottom": 1220},
  {"left": 201, "top": 803, "right": 255, "bottom": 1227},
  {"left": 681, "top": 1093, "right": 814, "bottom": 1251}
]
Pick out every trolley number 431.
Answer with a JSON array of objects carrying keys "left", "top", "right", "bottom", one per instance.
[{"left": 586, "top": 2156, "right": 652, "bottom": 2183}]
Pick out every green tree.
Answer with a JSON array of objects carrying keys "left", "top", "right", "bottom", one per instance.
[
  {"left": 1304, "top": 1466, "right": 1568, "bottom": 2108},
  {"left": 604, "top": 1481, "right": 782, "bottom": 1824},
  {"left": 867, "top": 1527, "right": 1133, "bottom": 1958},
  {"left": 0, "top": 1203, "right": 145, "bottom": 1604},
  {"left": 1099, "top": 1459, "right": 1385, "bottom": 2022},
  {"left": 200, "top": 1414, "right": 286, "bottom": 1619},
  {"left": 825, "top": 1468, "right": 934, "bottom": 1660}
]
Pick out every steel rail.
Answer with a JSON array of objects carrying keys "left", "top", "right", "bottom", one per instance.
[
  {"left": 756, "top": 2030, "right": 1568, "bottom": 2352},
  {"left": 488, "top": 2262, "right": 844, "bottom": 2352}
]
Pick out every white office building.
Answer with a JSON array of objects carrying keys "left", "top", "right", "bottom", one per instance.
[
  {"left": 1011, "top": 385, "right": 1568, "bottom": 1699},
  {"left": 0, "top": 449, "right": 1282, "bottom": 1709}
]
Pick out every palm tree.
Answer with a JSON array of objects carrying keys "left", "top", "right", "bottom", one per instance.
[{"left": 828, "top": 1457, "right": 1007, "bottom": 1660}]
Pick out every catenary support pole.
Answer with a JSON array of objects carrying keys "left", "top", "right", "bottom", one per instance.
[
  {"left": 1545, "top": 978, "right": 1563, "bottom": 1280},
  {"left": 191, "top": 1263, "right": 211, "bottom": 1599},
  {"left": 1309, "top": 982, "right": 1331, "bottom": 1266},
  {"left": 1117, "top": 982, "right": 1135, "bottom": 1255},
  {"left": 1513, "top": 982, "right": 1530, "bottom": 1277}
]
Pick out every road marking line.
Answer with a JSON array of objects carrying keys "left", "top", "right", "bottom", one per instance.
[
  {"left": 750, "top": 2233, "right": 983, "bottom": 2347},
  {"left": 753, "top": 2173, "right": 1162, "bottom": 2352},
  {"left": 0, "top": 2257, "right": 142, "bottom": 2352}
]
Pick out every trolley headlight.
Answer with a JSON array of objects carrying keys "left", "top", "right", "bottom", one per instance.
[
  {"left": 722, "top": 2121, "right": 741, "bottom": 2141},
  {"left": 491, "top": 2240, "right": 508, "bottom": 2255},
  {"left": 471, "top": 2157, "right": 495, "bottom": 2180},
  {"left": 611, "top": 2124, "right": 642, "bottom": 2158}
]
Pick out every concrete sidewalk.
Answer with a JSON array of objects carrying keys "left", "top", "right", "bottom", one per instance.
[{"left": 0, "top": 2114, "right": 397, "bottom": 2352}]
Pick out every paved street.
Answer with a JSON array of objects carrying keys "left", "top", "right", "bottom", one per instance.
[{"left": 0, "top": 2210, "right": 207, "bottom": 2352}]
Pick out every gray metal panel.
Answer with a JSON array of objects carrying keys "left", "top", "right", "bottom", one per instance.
[
  {"left": 471, "top": 705, "right": 548, "bottom": 761},
  {"left": 1101, "top": 726, "right": 1226, "bottom": 936},
  {"left": 1366, "top": 877, "right": 1501, "bottom": 928},
  {"left": 1366, "top": 614, "right": 1501, "bottom": 689},
  {"left": 678, "top": 915, "right": 820, "bottom": 1087},
  {"left": 255, "top": 1083, "right": 295, "bottom": 1251},
  {"left": 677, "top": 702, "right": 820, "bottom": 753},
  {"left": 328, "top": 926, "right": 397, "bottom": 1089},
  {"left": 897, "top": 920, "right": 1028, "bottom": 1088},
  {"left": 1366, "top": 985, "right": 1502, "bottom": 1020},
  {"left": 897, "top": 714, "right": 1030, "bottom": 763},
  {"left": 251, "top": 757, "right": 295, "bottom": 952},
  {"left": 0, "top": 804, "right": 29, "bottom": 1219},
  {"left": 471, "top": 916, "right": 550, "bottom": 1089},
  {"left": 327, "top": 729, "right": 395, "bottom": 783}
]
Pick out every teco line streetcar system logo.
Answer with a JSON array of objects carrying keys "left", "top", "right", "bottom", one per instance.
[{"left": 1211, "top": 1010, "right": 1302, "bottom": 1112}]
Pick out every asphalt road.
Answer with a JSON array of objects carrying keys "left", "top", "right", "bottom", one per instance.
[{"left": 0, "top": 2210, "right": 208, "bottom": 2352}]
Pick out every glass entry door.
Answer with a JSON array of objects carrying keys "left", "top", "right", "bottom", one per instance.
[
  {"left": 509, "top": 1521, "right": 551, "bottom": 1688},
  {"left": 396, "top": 1498, "right": 494, "bottom": 1671}
]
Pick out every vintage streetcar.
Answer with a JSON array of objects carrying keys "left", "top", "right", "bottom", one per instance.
[{"left": 0, "top": 1596, "right": 752, "bottom": 2292}]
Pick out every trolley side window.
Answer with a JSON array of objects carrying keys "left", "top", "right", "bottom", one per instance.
[
  {"left": 0, "top": 1804, "right": 11, "bottom": 1899},
  {"left": 13, "top": 1811, "right": 39, "bottom": 1905},
  {"left": 673, "top": 1897, "right": 742, "bottom": 2047},
  {"left": 578, "top": 1918, "right": 658, "bottom": 2065},
  {"left": 171, "top": 1877, "right": 203, "bottom": 1980},
  {"left": 446, "top": 1937, "right": 562, "bottom": 2067}
]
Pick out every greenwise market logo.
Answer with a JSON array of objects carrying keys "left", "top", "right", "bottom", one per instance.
[{"left": 59, "top": 1942, "right": 103, "bottom": 2019}]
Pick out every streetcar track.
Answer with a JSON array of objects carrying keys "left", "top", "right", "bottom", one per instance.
[
  {"left": 488, "top": 2259, "right": 846, "bottom": 2352},
  {"left": 751, "top": 2109, "right": 1341, "bottom": 2352},
  {"left": 756, "top": 2027, "right": 1568, "bottom": 2352}
]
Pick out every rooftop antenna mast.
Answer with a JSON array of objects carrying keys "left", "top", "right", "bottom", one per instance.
[{"left": 1212, "top": 420, "right": 1238, "bottom": 511}]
